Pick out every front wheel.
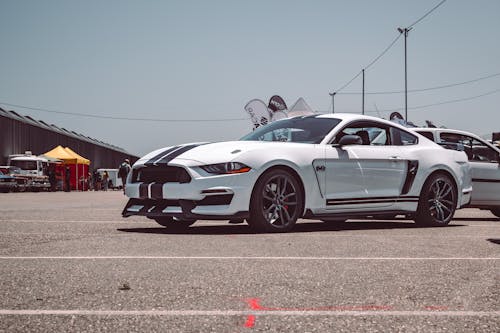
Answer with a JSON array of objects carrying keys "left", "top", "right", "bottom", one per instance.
[
  {"left": 414, "top": 173, "right": 457, "bottom": 226},
  {"left": 248, "top": 169, "right": 303, "bottom": 233},
  {"left": 154, "top": 217, "right": 196, "bottom": 230}
]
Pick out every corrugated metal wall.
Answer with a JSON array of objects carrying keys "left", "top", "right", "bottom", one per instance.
[{"left": 0, "top": 109, "right": 138, "bottom": 170}]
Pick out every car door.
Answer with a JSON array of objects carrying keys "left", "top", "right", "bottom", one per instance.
[
  {"left": 323, "top": 121, "right": 408, "bottom": 210},
  {"left": 466, "top": 138, "right": 500, "bottom": 206},
  {"left": 439, "top": 132, "right": 500, "bottom": 206}
]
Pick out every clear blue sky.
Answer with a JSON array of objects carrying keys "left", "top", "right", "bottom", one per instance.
[{"left": 1, "top": 0, "right": 499, "bottom": 157}]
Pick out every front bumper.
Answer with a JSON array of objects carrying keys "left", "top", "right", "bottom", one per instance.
[
  {"left": 122, "top": 197, "right": 249, "bottom": 220},
  {"left": 122, "top": 167, "right": 257, "bottom": 220},
  {"left": 0, "top": 181, "right": 17, "bottom": 191}
]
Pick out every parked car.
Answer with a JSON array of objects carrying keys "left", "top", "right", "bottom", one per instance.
[
  {"left": 122, "top": 114, "right": 472, "bottom": 232},
  {"left": 0, "top": 170, "right": 18, "bottom": 193},
  {"left": 412, "top": 127, "right": 500, "bottom": 218}
]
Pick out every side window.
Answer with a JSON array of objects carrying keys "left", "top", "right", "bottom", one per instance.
[
  {"left": 332, "top": 122, "right": 390, "bottom": 146},
  {"left": 417, "top": 131, "right": 435, "bottom": 141},
  {"left": 440, "top": 133, "right": 472, "bottom": 159},
  {"left": 471, "top": 139, "right": 498, "bottom": 163},
  {"left": 440, "top": 133, "right": 498, "bottom": 163},
  {"left": 390, "top": 127, "right": 418, "bottom": 146}
]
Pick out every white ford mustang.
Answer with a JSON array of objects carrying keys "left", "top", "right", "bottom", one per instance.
[{"left": 122, "top": 114, "right": 472, "bottom": 232}]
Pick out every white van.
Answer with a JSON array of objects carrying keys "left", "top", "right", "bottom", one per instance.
[{"left": 97, "top": 169, "right": 122, "bottom": 189}]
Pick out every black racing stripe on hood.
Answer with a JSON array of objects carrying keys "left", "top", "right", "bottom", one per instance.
[
  {"left": 154, "top": 143, "right": 207, "bottom": 165},
  {"left": 144, "top": 146, "right": 181, "bottom": 166}
]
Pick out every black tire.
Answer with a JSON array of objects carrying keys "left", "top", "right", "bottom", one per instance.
[
  {"left": 415, "top": 173, "right": 457, "bottom": 226},
  {"left": 248, "top": 169, "right": 303, "bottom": 233},
  {"left": 490, "top": 208, "right": 500, "bottom": 218},
  {"left": 154, "top": 216, "right": 196, "bottom": 230}
]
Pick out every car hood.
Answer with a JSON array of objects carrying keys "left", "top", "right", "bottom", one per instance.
[{"left": 135, "top": 141, "right": 308, "bottom": 167}]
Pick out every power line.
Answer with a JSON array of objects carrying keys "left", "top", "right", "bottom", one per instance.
[
  {"left": 333, "top": 70, "right": 363, "bottom": 93},
  {"left": 408, "top": 0, "right": 447, "bottom": 29},
  {"left": 364, "top": 88, "right": 500, "bottom": 113},
  {"left": 332, "top": 34, "right": 401, "bottom": 93},
  {"left": 0, "top": 102, "right": 249, "bottom": 122},
  {"left": 337, "top": 72, "right": 500, "bottom": 95},
  {"left": 364, "top": 34, "right": 402, "bottom": 71},
  {"left": 331, "top": 0, "right": 447, "bottom": 95}
]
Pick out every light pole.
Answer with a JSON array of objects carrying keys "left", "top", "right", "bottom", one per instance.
[
  {"left": 329, "top": 92, "right": 336, "bottom": 113},
  {"left": 362, "top": 69, "right": 365, "bottom": 115},
  {"left": 398, "top": 27, "right": 412, "bottom": 121}
]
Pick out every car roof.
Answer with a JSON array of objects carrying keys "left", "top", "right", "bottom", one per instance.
[
  {"left": 412, "top": 127, "right": 500, "bottom": 152},
  {"left": 412, "top": 127, "right": 480, "bottom": 137},
  {"left": 295, "top": 113, "right": 413, "bottom": 130}
]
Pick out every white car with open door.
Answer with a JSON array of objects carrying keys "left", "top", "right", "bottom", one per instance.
[
  {"left": 122, "top": 114, "right": 472, "bottom": 232},
  {"left": 413, "top": 127, "right": 500, "bottom": 218}
]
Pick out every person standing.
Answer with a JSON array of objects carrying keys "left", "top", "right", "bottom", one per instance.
[
  {"left": 48, "top": 167, "right": 56, "bottom": 192},
  {"left": 118, "top": 159, "right": 132, "bottom": 194},
  {"left": 102, "top": 170, "right": 109, "bottom": 191},
  {"left": 65, "top": 166, "right": 71, "bottom": 192}
]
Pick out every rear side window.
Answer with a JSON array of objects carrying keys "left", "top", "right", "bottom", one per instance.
[
  {"left": 417, "top": 131, "right": 434, "bottom": 141},
  {"left": 390, "top": 127, "right": 418, "bottom": 146}
]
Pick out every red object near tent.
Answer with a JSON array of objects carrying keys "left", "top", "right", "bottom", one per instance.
[{"left": 42, "top": 146, "right": 91, "bottom": 191}]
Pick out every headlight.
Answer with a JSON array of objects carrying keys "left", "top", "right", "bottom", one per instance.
[{"left": 200, "top": 162, "right": 251, "bottom": 175}]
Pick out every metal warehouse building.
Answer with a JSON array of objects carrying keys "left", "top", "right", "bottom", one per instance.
[{"left": 0, "top": 107, "right": 138, "bottom": 169}]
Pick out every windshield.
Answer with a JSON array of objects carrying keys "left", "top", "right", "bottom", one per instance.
[
  {"left": 240, "top": 116, "right": 341, "bottom": 143},
  {"left": 10, "top": 160, "right": 37, "bottom": 170}
]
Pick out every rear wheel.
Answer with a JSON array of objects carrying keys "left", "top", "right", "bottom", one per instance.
[
  {"left": 154, "top": 217, "right": 196, "bottom": 230},
  {"left": 248, "top": 169, "right": 303, "bottom": 233},
  {"left": 415, "top": 173, "right": 457, "bottom": 226},
  {"left": 490, "top": 208, "right": 500, "bottom": 218}
]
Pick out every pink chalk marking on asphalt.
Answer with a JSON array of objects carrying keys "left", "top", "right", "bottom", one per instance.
[
  {"left": 243, "top": 298, "right": 394, "bottom": 328},
  {"left": 425, "top": 306, "right": 449, "bottom": 311},
  {"left": 244, "top": 315, "right": 256, "bottom": 328}
]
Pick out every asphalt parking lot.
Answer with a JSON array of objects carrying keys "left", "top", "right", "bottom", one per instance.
[{"left": 0, "top": 191, "right": 498, "bottom": 332}]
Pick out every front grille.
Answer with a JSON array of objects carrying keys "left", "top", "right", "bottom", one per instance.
[{"left": 132, "top": 166, "right": 191, "bottom": 183}]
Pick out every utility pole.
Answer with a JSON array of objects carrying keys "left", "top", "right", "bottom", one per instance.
[
  {"left": 362, "top": 69, "right": 365, "bottom": 115},
  {"left": 329, "top": 92, "right": 336, "bottom": 113},
  {"left": 398, "top": 27, "right": 412, "bottom": 121}
]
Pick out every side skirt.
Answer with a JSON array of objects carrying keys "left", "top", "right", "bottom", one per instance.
[{"left": 303, "top": 209, "right": 414, "bottom": 220}]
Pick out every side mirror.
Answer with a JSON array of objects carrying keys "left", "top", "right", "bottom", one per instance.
[{"left": 334, "top": 135, "right": 363, "bottom": 147}]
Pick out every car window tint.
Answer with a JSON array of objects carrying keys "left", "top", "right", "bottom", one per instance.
[
  {"left": 333, "top": 122, "right": 389, "bottom": 146},
  {"left": 471, "top": 139, "right": 498, "bottom": 162},
  {"left": 417, "top": 131, "right": 434, "bottom": 141},
  {"left": 439, "top": 133, "right": 498, "bottom": 162},
  {"left": 240, "top": 117, "right": 341, "bottom": 143},
  {"left": 391, "top": 127, "right": 418, "bottom": 146}
]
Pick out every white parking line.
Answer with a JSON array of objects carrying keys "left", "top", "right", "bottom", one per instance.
[
  {"left": 0, "top": 309, "right": 498, "bottom": 317},
  {"left": 0, "top": 256, "right": 498, "bottom": 260}
]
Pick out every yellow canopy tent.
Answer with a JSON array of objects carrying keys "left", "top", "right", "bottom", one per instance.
[
  {"left": 42, "top": 146, "right": 91, "bottom": 191},
  {"left": 43, "top": 145, "right": 77, "bottom": 164},
  {"left": 63, "top": 147, "right": 90, "bottom": 165}
]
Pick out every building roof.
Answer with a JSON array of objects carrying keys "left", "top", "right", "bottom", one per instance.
[{"left": 0, "top": 107, "right": 129, "bottom": 154}]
